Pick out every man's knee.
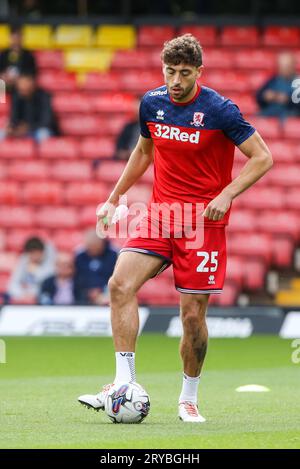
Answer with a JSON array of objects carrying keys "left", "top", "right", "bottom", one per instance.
[
  {"left": 108, "top": 274, "right": 135, "bottom": 301},
  {"left": 181, "top": 296, "right": 208, "bottom": 331}
]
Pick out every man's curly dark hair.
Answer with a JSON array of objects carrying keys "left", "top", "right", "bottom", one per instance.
[{"left": 161, "top": 34, "right": 203, "bottom": 67}]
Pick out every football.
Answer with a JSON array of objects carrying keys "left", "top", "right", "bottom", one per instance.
[{"left": 104, "top": 382, "right": 150, "bottom": 424}]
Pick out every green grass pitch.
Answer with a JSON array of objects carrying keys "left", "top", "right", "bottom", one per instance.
[{"left": 0, "top": 335, "right": 299, "bottom": 449}]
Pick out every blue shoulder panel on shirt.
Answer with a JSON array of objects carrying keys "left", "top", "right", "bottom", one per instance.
[{"left": 139, "top": 84, "right": 256, "bottom": 145}]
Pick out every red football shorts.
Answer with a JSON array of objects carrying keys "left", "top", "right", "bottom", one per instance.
[{"left": 120, "top": 216, "right": 227, "bottom": 294}]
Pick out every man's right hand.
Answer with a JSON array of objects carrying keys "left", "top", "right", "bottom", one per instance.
[{"left": 95, "top": 201, "right": 117, "bottom": 237}]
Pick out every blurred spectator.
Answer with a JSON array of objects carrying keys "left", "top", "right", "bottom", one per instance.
[
  {"left": 115, "top": 98, "right": 140, "bottom": 160},
  {"left": 0, "top": 1, "right": 9, "bottom": 17},
  {"left": 39, "top": 252, "right": 78, "bottom": 305},
  {"left": 19, "top": 0, "right": 42, "bottom": 18},
  {"left": 257, "top": 52, "right": 300, "bottom": 119},
  {"left": 1, "top": 73, "right": 58, "bottom": 142},
  {"left": 0, "top": 25, "right": 36, "bottom": 90},
  {"left": 7, "top": 237, "right": 55, "bottom": 303},
  {"left": 74, "top": 229, "right": 118, "bottom": 305}
]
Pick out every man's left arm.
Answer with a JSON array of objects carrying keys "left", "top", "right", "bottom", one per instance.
[{"left": 203, "top": 131, "right": 273, "bottom": 221}]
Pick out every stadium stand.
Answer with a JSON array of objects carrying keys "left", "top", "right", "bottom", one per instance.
[{"left": 0, "top": 23, "right": 300, "bottom": 306}]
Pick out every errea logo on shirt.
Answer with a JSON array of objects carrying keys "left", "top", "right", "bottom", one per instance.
[
  {"left": 154, "top": 124, "right": 200, "bottom": 143},
  {"left": 156, "top": 109, "right": 165, "bottom": 120}
]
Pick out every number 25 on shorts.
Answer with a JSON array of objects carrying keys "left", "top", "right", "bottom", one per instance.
[{"left": 196, "top": 251, "right": 218, "bottom": 272}]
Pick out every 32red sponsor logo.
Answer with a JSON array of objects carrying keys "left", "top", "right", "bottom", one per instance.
[{"left": 154, "top": 124, "right": 200, "bottom": 143}]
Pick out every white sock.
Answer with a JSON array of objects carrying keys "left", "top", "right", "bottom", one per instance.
[
  {"left": 179, "top": 373, "right": 200, "bottom": 404},
  {"left": 115, "top": 352, "right": 136, "bottom": 383}
]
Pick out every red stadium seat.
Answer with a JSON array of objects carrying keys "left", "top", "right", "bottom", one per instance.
[
  {"left": 227, "top": 233, "right": 273, "bottom": 264},
  {"left": 79, "top": 206, "right": 97, "bottom": 227},
  {"left": 36, "top": 207, "right": 78, "bottom": 229},
  {"left": 226, "top": 256, "right": 244, "bottom": 287},
  {"left": 112, "top": 49, "right": 151, "bottom": 69},
  {"left": 8, "top": 160, "right": 49, "bottom": 181},
  {"left": 250, "top": 117, "right": 281, "bottom": 139},
  {"left": 267, "top": 140, "right": 295, "bottom": 163},
  {"left": 0, "top": 273, "right": 10, "bottom": 292},
  {"left": 59, "top": 114, "right": 102, "bottom": 136},
  {"left": 256, "top": 211, "right": 300, "bottom": 241},
  {"left": 159, "top": 266, "right": 174, "bottom": 281},
  {"left": 232, "top": 159, "right": 246, "bottom": 178},
  {"left": 138, "top": 277, "right": 179, "bottom": 305},
  {"left": 227, "top": 210, "right": 257, "bottom": 233},
  {"left": 269, "top": 164, "right": 300, "bottom": 187},
  {"left": 38, "top": 70, "right": 77, "bottom": 92},
  {"left": 81, "top": 72, "right": 120, "bottom": 91},
  {"left": 35, "top": 50, "right": 64, "bottom": 69},
  {"left": 53, "top": 92, "right": 92, "bottom": 113},
  {"left": 227, "top": 93, "right": 258, "bottom": 115},
  {"left": 204, "top": 70, "right": 249, "bottom": 93},
  {"left": 0, "top": 207, "right": 35, "bottom": 228},
  {"left": 234, "top": 147, "right": 246, "bottom": 161},
  {"left": 232, "top": 157, "right": 273, "bottom": 186},
  {"left": 0, "top": 139, "right": 35, "bottom": 158},
  {"left": 296, "top": 143, "right": 300, "bottom": 161},
  {"left": 246, "top": 70, "right": 271, "bottom": 91},
  {"left": 0, "top": 162, "right": 7, "bottom": 180},
  {"left": 271, "top": 237, "right": 294, "bottom": 268},
  {"left": 103, "top": 116, "right": 130, "bottom": 136},
  {"left": 178, "top": 26, "right": 217, "bottom": 47},
  {"left": 96, "top": 161, "right": 127, "bottom": 184},
  {"left": 65, "top": 182, "right": 109, "bottom": 205},
  {"left": 52, "top": 230, "right": 84, "bottom": 252},
  {"left": 0, "top": 115, "right": 8, "bottom": 128},
  {"left": 283, "top": 118, "right": 300, "bottom": 140},
  {"left": 39, "top": 137, "right": 79, "bottom": 159},
  {"left": 146, "top": 48, "right": 166, "bottom": 68},
  {"left": 138, "top": 26, "right": 175, "bottom": 47},
  {"left": 234, "top": 49, "right": 276, "bottom": 70},
  {"left": 120, "top": 71, "right": 162, "bottom": 93},
  {"left": 0, "top": 231, "right": 5, "bottom": 251},
  {"left": 0, "top": 98, "right": 9, "bottom": 116},
  {"left": 0, "top": 182, "right": 20, "bottom": 205},
  {"left": 126, "top": 184, "right": 152, "bottom": 205},
  {"left": 140, "top": 166, "right": 154, "bottom": 184},
  {"left": 243, "top": 259, "right": 266, "bottom": 290},
  {"left": 231, "top": 160, "right": 247, "bottom": 182},
  {"left": 5, "top": 228, "right": 50, "bottom": 252},
  {"left": 220, "top": 26, "right": 260, "bottom": 47},
  {"left": 22, "top": 182, "right": 63, "bottom": 205},
  {"left": 263, "top": 27, "right": 300, "bottom": 47},
  {"left": 236, "top": 187, "right": 285, "bottom": 210},
  {"left": 203, "top": 49, "right": 234, "bottom": 69},
  {"left": 80, "top": 137, "right": 114, "bottom": 159},
  {"left": 0, "top": 252, "right": 18, "bottom": 273},
  {"left": 51, "top": 161, "right": 92, "bottom": 181},
  {"left": 285, "top": 188, "right": 300, "bottom": 210},
  {"left": 92, "top": 92, "right": 136, "bottom": 113},
  {"left": 209, "top": 281, "right": 239, "bottom": 306}
]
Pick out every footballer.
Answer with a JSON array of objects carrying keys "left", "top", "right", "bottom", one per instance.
[{"left": 78, "top": 34, "right": 273, "bottom": 422}]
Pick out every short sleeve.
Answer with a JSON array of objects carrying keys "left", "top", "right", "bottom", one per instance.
[
  {"left": 221, "top": 99, "right": 256, "bottom": 146},
  {"left": 139, "top": 96, "right": 151, "bottom": 139}
]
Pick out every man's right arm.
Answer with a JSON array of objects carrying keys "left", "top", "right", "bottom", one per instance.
[
  {"left": 107, "top": 135, "right": 153, "bottom": 206},
  {"left": 96, "top": 135, "right": 153, "bottom": 227}
]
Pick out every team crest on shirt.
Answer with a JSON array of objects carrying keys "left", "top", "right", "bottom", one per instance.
[{"left": 190, "top": 112, "right": 205, "bottom": 127}]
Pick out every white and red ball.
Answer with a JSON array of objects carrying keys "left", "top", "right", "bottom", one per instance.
[{"left": 104, "top": 382, "right": 150, "bottom": 424}]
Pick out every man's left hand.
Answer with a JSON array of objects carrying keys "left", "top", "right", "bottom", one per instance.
[{"left": 202, "top": 191, "right": 233, "bottom": 221}]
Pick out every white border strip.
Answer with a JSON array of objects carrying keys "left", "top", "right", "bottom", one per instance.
[{"left": 176, "top": 287, "right": 223, "bottom": 294}]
